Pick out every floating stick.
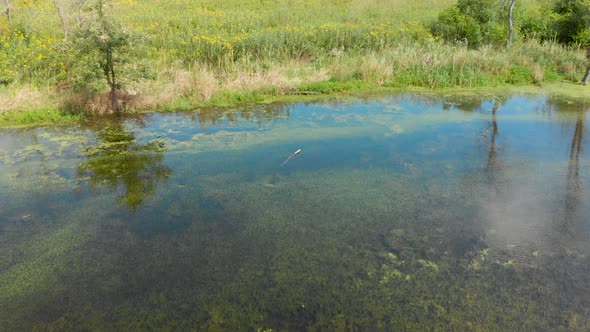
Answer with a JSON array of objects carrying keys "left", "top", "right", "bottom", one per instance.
[{"left": 280, "top": 148, "right": 301, "bottom": 167}]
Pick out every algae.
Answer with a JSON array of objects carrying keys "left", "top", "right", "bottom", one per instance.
[{"left": 0, "top": 93, "right": 589, "bottom": 330}]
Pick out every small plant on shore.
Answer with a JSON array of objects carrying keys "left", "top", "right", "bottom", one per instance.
[{"left": 70, "top": 0, "right": 132, "bottom": 113}]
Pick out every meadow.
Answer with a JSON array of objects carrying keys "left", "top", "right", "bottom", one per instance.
[{"left": 0, "top": 0, "right": 588, "bottom": 123}]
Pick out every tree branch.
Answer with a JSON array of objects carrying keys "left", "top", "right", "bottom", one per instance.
[
  {"left": 3, "top": 0, "right": 11, "bottom": 28},
  {"left": 52, "top": 0, "right": 68, "bottom": 37}
]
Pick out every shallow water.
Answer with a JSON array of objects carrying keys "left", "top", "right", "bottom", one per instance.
[{"left": 1, "top": 93, "right": 589, "bottom": 330}]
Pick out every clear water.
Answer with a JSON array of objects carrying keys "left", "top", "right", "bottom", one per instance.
[{"left": 0, "top": 93, "right": 589, "bottom": 330}]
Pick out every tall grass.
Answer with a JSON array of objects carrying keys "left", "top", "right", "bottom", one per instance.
[
  {"left": 0, "top": 0, "right": 587, "bottom": 116},
  {"left": 0, "top": 0, "right": 453, "bottom": 85}
]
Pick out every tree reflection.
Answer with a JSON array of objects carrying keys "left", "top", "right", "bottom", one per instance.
[
  {"left": 564, "top": 106, "right": 585, "bottom": 229},
  {"left": 193, "top": 104, "right": 290, "bottom": 129},
  {"left": 544, "top": 102, "right": 590, "bottom": 315},
  {"left": 485, "top": 100, "right": 501, "bottom": 182},
  {"left": 77, "top": 122, "right": 172, "bottom": 209}
]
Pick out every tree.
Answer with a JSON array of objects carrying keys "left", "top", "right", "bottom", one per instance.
[
  {"left": 552, "top": 0, "right": 590, "bottom": 84},
  {"left": 431, "top": 7, "right": 481, "bottom": 48},
  {"left": 95, "top": 4, "right": 124, "bottom": 114},
  {"left": 72, "top": 0, "right": 130, "bottom": 113},
  {"left": 73, "top": 0, "right": 93, "bottom": 29},
  {"left": 431, "top": 0, "right": 510, "bottom": 48},
  {"left": 507, "top": 0, "right": 517, "bottom": 46},
  {"left": 583, "top": 48, "right": 590, "bottom": 85},
  {"left": 51, "top": 0, "right": 94, "bottom": 37}
]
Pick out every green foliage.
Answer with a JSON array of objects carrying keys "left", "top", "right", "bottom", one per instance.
[
  {"left": 553, "top": 0, "right": 590, "bottom": 45},
  {"left": 297, "top": 79, "right": 367, "bottom": 93},
  {"left": 456, "top": 0, "right": 497, "bottom": 27},
  {"left": 520, "top": 4, "right": 559, "bottom": 40},
  {"left": 506, "top": 65, "right": 533, "bottom": 84},
  {"left": 431, "top": 0, "right": 508, "bottom": 48},
  {"left": 0, "top": 0, "right": 446, "bottom": 87},
  {"left": 1, "top": 0, "right": 590, "bottom": 118},
  {"left": 68, "top": 1, "right": 132, "bottom": 94},
  {"left": 0, "top": 31, "right": 69, "bottom": 85},
  {"left": 0, "top": 108, "right": 83, "bottom": 127},
  {"left": 431, "top": 8, "right": 482, "bottom": 48},
  {"left": 387, "top": 64, "right": 494, "bottom": 88}
]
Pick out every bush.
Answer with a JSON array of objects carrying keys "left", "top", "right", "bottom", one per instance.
[
  {"left": 431, "top": 0, "right": 507, "bottom": 48},
  {"left": 520, "top": 9, "right": 559, "bottom": 41},
  {"left": 553, "top": 0, "right": 590, "bottom": 45},
  {"left": 456, "top": 0, "right": 497, "bottom": 27},
  {"left": 431, "top": 8, "right": 482, "bottom": 48}
]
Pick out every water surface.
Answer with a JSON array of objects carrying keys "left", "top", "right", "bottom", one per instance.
[{"left": 1, "top": 93, "right": 589, "bottom": 330}]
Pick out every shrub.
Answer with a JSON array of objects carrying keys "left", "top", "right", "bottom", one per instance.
[
  {"left": 553, "top": 0, "right": 590, "bottom": 45},
  {"left": 431, "top": 8, "right": 482, "bottom": 48},
  {"left": 430, "top": 0, "right": 510, "bottom": 48}
]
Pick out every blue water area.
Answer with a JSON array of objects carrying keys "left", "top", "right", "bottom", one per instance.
[{"left": 0, "top": 93, "right": 589, "bottom": 330}]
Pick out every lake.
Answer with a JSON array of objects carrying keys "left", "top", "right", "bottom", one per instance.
[{"left": 0, "top": 92, "right": 589, "bottom": 330}]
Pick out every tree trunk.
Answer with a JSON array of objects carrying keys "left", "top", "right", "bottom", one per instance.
[
  {"left": 3, "top": 0, "right": 11, "bottom": 28},
  {"left": 53, "top": 0, "right": 68, "bottom": 37},
  {"left": 105, "top": 47, "right": 121, "bottom": 113},
  {"left": 109, "top": 83, "right": 121, "bottom": 114},
  {"left": 102, "top": 41, "right": 121, "bottom": 113},
  {"left": 583, "top": 48, "right": 590, "bottom": 85},
  {"left": 582, "top": 67, "right": 590, "bottom": 85},
  {"left": 97, "top": 0, "right": 121, "bottom": 114},
  {"left": 507, "top": 0, "right": 516, "bottom": 47}
]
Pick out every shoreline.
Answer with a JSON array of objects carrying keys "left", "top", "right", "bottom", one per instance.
[{"left": 0, "top": 81, "right": 588, "bottom": 128}]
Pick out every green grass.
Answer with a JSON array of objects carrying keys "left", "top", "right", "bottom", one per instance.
[
  {"left": 0, "top": 108, "right": 84, "bottom": 127},
  {"left": 298, "top": 79, "right": 368, "bottom": 93}
]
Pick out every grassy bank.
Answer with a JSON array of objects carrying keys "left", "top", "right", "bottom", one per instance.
[
  {"left": 2, "top": 82, "right": 589, "bottom": 129},
  {"left": 0, "top": 0, "right": 588, "bottom": 127}
]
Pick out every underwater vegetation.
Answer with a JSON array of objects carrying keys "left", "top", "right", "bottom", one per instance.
[
  {"left": 0, "top": 93, "right": 589, "bottom": 330},
  {"left": 2, "top": 167, "right": 587, "bottom": 330}
]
